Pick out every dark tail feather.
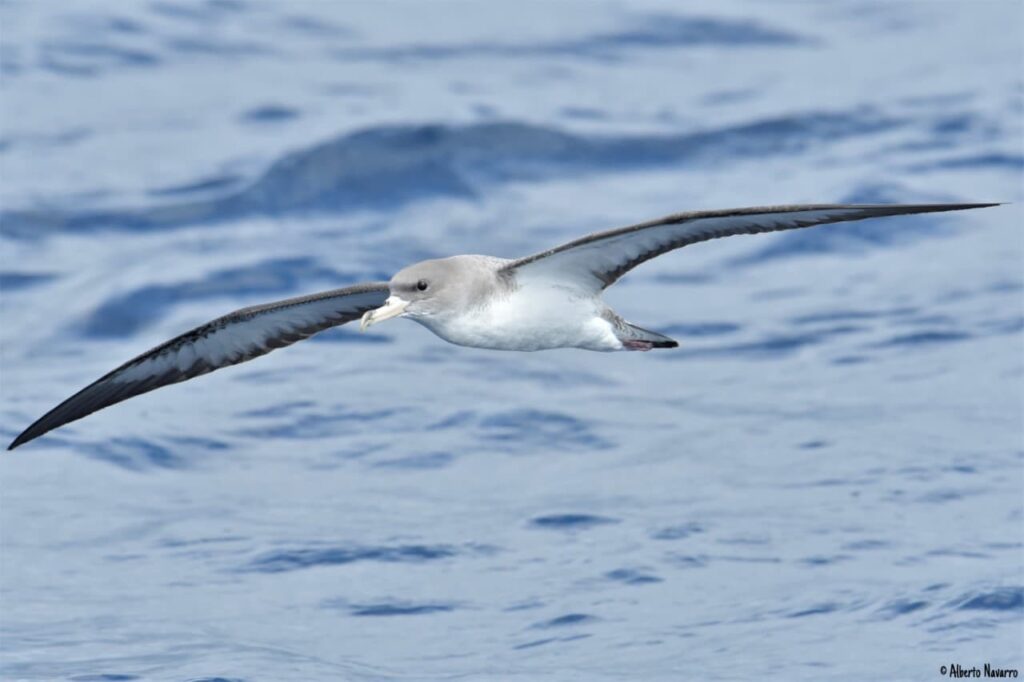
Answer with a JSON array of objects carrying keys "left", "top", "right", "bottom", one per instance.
[{"left": 619, "top": 322, "right": 678, "bottom": 349}]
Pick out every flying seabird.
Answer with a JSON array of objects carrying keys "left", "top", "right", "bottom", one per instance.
[{"left": 7, "top": 203, "right": 997, "bottom": 449}]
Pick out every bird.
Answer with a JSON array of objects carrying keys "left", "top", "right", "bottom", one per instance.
[{"left": 6, "top": 202, "right": 997, "bottom": 450}]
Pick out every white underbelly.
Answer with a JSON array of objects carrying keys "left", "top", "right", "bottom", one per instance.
[{"left": 417, "top": 284, "right": 622, "bottom": 352}]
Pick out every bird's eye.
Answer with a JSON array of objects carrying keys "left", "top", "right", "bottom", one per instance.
[{"left": 416, "top": 279, "right": 429, "bottom": 292}]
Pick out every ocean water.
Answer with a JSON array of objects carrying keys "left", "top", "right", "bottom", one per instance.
[{"left": 1, "top": 1, "right": 1022, "bottom": 680}]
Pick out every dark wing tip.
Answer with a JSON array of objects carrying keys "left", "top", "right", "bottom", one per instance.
[
  {"left": 8, "top": 421, "right": 47, "bottom": 450},
  {"left": 7, "top": 417, "right": 58, "bottom": 449},
  {"left": 7, "top": 385, "right": 117, "bottom": 451},
  {"left": 792, "top": 202, "right": 1001, "bottom": 215},
  {"left": 9, "top": 431, "right": 37, "bottom": 450},
  {"left": 908, "top": 202, "right": 1002, "bottom": 210},
  {"left": 863, "top": 201, "right": 1003, "bottom": 217},
  {"left": 5, "top": 356, "right": 181, "bottom": 451}
]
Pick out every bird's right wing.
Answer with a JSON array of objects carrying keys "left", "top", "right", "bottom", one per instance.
[
  {"left": 502, "top": 204, "right": 999, "bottom": 292},
  {"left": 8, "top": 282, "right": 390, "bottom": 449}
]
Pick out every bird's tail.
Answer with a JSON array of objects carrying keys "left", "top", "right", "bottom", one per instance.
[{"left": 617, "top": 321, "right": 678, "bottom": 351}]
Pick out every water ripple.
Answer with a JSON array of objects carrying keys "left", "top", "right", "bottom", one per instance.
[
  {"left": 331, "top": 14, "right": 807, "bottom": 63},
  {"left": 953, "top": 587, "right": 1024, "bottom": 612},
  {"left": 243, "top": 543, "right": 469, "bottom": 573},
  {"left": 479, "top": 409, "right": 613, "bottom": 450},
  {"left": 531, "top": 613, "right": 599, "bottom": 629},
  {"left": 78, "top": 257, "right": 351, "bottom": 338},
  {"left": 3, "top": 110, "right": 906, "bottom": 238},
  {"left": 530, "top": 514, "right": 619, "bottom": 530},
  {"left": 336, "top": 601, "right": 458, "bottom": 617}
]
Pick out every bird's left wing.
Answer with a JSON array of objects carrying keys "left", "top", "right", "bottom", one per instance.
[
  {"left": 8, "top": 282, "right": 390, "bottom": 449},
  {"left": 502, "top": 204, "right": 998, "bottom": 291}
]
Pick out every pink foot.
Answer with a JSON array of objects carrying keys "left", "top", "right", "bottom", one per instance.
[{"left": 623, "top": 340, "right": 654, "bottom": 351}]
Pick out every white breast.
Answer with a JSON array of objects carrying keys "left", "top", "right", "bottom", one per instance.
[{"left": 416, "top": 282, "right": 622, "bottom": 352}]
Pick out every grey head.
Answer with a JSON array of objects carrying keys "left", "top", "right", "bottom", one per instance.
[{"left": 359, "top": 255, "right": 507, "bottom": 332}]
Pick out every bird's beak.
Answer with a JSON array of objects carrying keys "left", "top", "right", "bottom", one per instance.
[{"left": 360, "top": 296, "right": 409, "bottom": 332}]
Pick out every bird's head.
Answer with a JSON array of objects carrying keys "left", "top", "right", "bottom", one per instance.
[{"left": 360, "top": 257, "right": 477, "bottom": 331}]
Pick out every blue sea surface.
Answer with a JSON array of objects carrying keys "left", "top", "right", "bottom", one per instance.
[{"left": 1, "top": 2, "right": 1022, "bottom": 680}]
